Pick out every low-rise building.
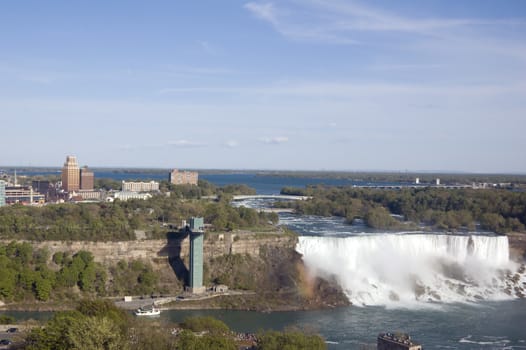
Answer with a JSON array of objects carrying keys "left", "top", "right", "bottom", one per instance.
[
  {"left": 76, "top": 190, "right": 105, "bottom": 201},
  {"left": 31, "top": 180, "right": 52, "bottom": 200},
  {"left": 113, "top": 191, "right": 152, "bottom": 201},
  {"left": 212, "top": 284, "right": 229, "bottom": 293},
  {"left": 169, "top": 169, "right": 198, "bottom": 185},
  {"left": 5, "top": 186, "right": 45, "bottom": 205},
  {"left": 122, "top": 180, "right": 159, "bottom": 192}
]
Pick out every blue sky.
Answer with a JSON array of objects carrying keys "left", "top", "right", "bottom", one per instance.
[{"left": 1, "top": 1, "right": 525, "bottom": 172}]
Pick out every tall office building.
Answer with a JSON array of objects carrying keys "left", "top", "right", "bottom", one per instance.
[
  {"left": 80, "top": 166, "right": 94, "bottom": 190},
  {"left": 0, "top": 180, "right": 5, "bottom": 207},
  {"left": 61, "top": 155, "right": 80, "bottom": 192},
  {"left": 188, "top": 217, "right": 205, "bottom": 294}
]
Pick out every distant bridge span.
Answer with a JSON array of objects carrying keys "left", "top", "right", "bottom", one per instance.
[{"left": 232, "top": 194, "right": 311, "bottom": 201}]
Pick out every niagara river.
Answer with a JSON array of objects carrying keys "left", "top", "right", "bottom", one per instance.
[
  {"left": 3, "top": 201, "right": 526, "bottom": 348},
  {"left": 221, "top": 201, "right": 526, "bottom": 348}
]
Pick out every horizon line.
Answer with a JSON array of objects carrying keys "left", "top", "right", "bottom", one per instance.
[{"left": 1, "top": 165, "right": 525, "bottom": 176}]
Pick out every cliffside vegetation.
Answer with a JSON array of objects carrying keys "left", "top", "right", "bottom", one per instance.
[
  {"left": 280, "top": 186, "right": 526, "bottom": 233},
  {"left": 0, "top": 241, "right": 161, "bottom": 304}
]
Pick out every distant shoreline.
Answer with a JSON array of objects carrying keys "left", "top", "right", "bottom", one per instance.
[{"left": 2, "top": 166, "right": 526, "bottom": 176}]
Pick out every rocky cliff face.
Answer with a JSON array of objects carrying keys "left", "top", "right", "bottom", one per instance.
[
  {"left": 509, "top": 232, "right": 526, "bottom": 262},
  {"left": 4, "top": 230, "right": 349, "bottom": 310},
  {"left": 18, "top": 231, "right": 294, "bottom": 266}
]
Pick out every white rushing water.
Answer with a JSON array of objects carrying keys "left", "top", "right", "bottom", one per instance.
[{"left": 296, "top": 234, "right": 523, "bottom": 307}]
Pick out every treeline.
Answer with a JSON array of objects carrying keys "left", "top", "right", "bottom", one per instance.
[
  {"left": 92, "top": 177, "right": 256, "bottom": 196},
  {"left": 263, "top": 171, "right": 526, "bottom": 186},
  {"left": 280, "top": 186, "right": 526, "bottom": 233},
  {"left": 0, "top": 203, "right": 137, "bottom": 241},
  {"left": 0, "top": 182, "right": 276, "bottom": 241},
  {"left": 24, "top": 299, "right": 327, "bottom": 350},
  {"left": 0, "top": 242, "right": 160, "bottom": 303},
  {"left": 160, "top": 180, "right": 256, "bottom": 198}
]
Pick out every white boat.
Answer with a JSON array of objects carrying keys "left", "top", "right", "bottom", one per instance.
[{"left": 134, "top": 305, "right": 161, "bottom": 316}]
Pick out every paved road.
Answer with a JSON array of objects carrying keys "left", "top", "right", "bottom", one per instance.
[
  {"left": 114, "top": 291, "right": 255, "bottom": 311},
  {"left": 114, "top": 298, "right": 159, "bottom": 310}
]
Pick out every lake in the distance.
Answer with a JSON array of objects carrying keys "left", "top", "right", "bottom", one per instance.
[{"left": 12, "top": 169, "right": 410, "bottom": 194}]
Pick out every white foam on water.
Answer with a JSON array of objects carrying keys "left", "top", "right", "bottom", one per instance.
[{"left": 459, "top": 335, "right": 511, "bottom": 346}]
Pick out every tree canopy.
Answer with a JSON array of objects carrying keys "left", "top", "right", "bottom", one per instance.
[{"left": 280, "top": 186, "right": 526, "bottom": 233}]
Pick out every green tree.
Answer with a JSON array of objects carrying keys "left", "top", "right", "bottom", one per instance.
[
  {"left": 34, "top": 276, "right": 52, "bottom": 301},
  {"left": 67, "top": 316, "right": 128, "bottom": 350},
  {"left": 180, "top": 316, "right": 230, "bottom": 334},
  {"left": 256, "top": 330, "right": 327, "bottom": 350},
  {"left": 52, "top": 252, "right": 65, "bottom": 265},
  {"left": 364, "top": 207, "right": 399, "bottom": 229},
  {"left": 26, "top": 311, "right": 83, "bottom": 350},
  {"left": 175, "top": 329, "right": 236, "bottom": 350},
  {"left": 79, "top": 263, "right": 97, "bottom": 292},
  {"left": 0, "top": 266, "right": 16, "bottom": 299}
]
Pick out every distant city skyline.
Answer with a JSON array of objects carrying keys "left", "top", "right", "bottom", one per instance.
[{"left": 1, "top": 1, "right": 525, "bottom": 172}]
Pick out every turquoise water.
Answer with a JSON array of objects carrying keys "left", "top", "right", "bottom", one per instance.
[{"left": 158, "top": 300, "right": 526, "bottom": 349}]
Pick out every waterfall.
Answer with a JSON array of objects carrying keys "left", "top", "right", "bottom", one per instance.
[{"left": 296, "top": 234, "right": 521, "bottom": 306}]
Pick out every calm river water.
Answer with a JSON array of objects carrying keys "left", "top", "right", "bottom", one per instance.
[{"left": 4, "top": 300, "right": 526, "bottom": 349}]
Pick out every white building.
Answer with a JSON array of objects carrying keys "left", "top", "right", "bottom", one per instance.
[
  {"left": 114, "top": 191, "right": 152, "bottom": 201},
  {"left": 121, "top": 181, "right": 159, "bottom": 192}
]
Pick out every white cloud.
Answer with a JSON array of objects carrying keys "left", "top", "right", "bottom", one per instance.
[
  {"left": 157, "top": 80, "right": 525, "bottom": 100},
  {"left": 244, "top": 0, "right": 525, "bottom": 47},
  {"left": 167, "top": 140, "right": 207, "bottom": 148},
  {"left": 305, "top": 0, "right": 503, "bottom": 33},
  {"left": 224, "top": 140, "right": 240, "bottom": 148},
  {"left": 368, "top": 63, "right": 444, "bottom": 71},
  {"left": 259, "top": 136, "right": 289, "bottom": 144},
  {"left": 244, "top": 1, "right": 358, "bottom": 44},
  {"left": 244, "top": 2, "right": 278, "bottom": 24}
]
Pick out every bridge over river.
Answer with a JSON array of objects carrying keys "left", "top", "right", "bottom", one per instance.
[{"left": 232, "top": 194, "right": 311, "bottom": 201}]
